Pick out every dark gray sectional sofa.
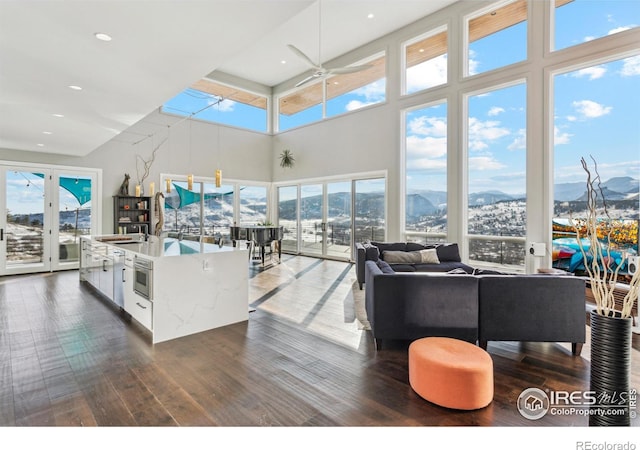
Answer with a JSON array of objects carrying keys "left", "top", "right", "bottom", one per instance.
[
  {"left": 355, "top": 241, "right": 474, "bottom": 289},
  {"left": 358, "top": 241, "right": 586, "bottom": 356}
]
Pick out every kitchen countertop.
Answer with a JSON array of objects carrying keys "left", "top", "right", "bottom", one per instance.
[{"left": 89, "top": 234, "right": 242, "bottom": 259}]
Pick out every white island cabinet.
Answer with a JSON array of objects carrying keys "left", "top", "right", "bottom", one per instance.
[{"left": 80, "top": 235, "right": 249, "bottom": 344}]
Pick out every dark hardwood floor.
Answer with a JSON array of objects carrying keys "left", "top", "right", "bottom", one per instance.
[{"left": 1, "top": 255, "right": 638, "bottom": 439}]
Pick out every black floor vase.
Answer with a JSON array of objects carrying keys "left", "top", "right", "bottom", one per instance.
[{"left": 589, "top": 311, "right": 632, "bottom": 426}]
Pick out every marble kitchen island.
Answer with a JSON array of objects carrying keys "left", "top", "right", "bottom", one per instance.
[{"left": 80, "top": 235, "right": 249, "bottom": 344}]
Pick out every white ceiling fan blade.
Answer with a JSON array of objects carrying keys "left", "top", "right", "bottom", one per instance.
[
  {"left": 287, "top": 44, "right": 319, "bottom": 69},
  {"left": 328, "top": 64, "right": 373, "bottom": 75},
  {"left": 295, "top": 73, "right": 320, "bottom": 88}
]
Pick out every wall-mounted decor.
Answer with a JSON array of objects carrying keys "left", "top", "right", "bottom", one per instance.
[{"left": 279, "top": 149, "right": 295, "bottom": 168}]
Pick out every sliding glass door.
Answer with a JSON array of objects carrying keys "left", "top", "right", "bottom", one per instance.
[
  {"left": 278, "top": 186, "right": 298, "bottom": 253},
  {"left": 300, "top": 184, "right": 323, "bottom": 257},
  {"left": 277, "top": 175, "right": 385, "bottom": 261},
  {"left": 326, "top": 181, "right": 352, "bottom": 259}
]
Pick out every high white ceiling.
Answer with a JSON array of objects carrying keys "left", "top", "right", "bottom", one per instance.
[{"left": 0, "top": 0, "right": 458, "bottom": 157}]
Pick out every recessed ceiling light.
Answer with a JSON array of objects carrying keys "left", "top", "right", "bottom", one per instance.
[
  {"left": 94, "top": 32, "right": 112, "bottom": 41},
  {"left": 37, "top": 143, "right": 44, "bottom": 147},
  {"left": 367, "top": 13, "right": 374, "bottom": 19},
  {"left": 43, "top": 131, "right": 52, "bottom": 135},
  {"left": 68, "top": 85, "right": 82, "bottom": 91},
  {"left": 281, "top": 60, "right": 287, "bottom": 64},
  {"left": 419, "top": 48, "right": 425, "bottom": 53},
  {"left": 52, "top": 113, "right": 64, "bottom": 118}
]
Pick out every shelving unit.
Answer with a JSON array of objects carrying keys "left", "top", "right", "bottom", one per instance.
[{"left": 113, "top": 195, "right": 152, "bottom": 234}]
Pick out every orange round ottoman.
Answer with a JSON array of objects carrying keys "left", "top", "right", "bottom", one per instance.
[{"left": 409, "top": 337, "right": 493, "bottom": 410}]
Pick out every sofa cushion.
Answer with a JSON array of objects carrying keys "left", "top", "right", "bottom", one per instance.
[
  {"left": 435, "top": 243, "right": 461, "bottom": 262},
  {"left": 388, "top": 264, "right": 417, "bottom": 272},
  {"left": 375, "top": 259, "right": 395, "bottom": 274},
  {"left": 382, "top": 250, "right": 423, "bottom": 263},
  {"left": 406, "top": 242, "right": 431, "bottom": 252},
  {"left": 415, "top": 262, "right": 474, "bottom": 273},
  {"left": 373, "top": 242, "right": 407, "bottom": 255},
  {"left": 419, "top": 248, "right": 440, "bottom": 264}
]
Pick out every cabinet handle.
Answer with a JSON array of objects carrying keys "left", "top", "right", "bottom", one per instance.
[
  {"left": 0, "top": 228, "right": 3, "bottom": 241},
  {"left": 136, "top": 302, "right": 147, "bottom": 310},
  {"left": 122, "top": 268, "right": 126, "bottom": 282}
]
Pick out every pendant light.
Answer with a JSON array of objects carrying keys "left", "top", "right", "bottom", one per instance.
[
  {"left": 215, "top": 98, "right": 222, "bottom": 188},
  {"left": 187, "top": 116, "right": 194, "bottom": 191}
]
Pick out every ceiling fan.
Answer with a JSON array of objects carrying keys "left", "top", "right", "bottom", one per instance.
[
  {"left": 287, "top": 0, "right": 371, "bottom": 88},
  {"left": 287, "top": 44, "right": 372, "bottom": 88}
]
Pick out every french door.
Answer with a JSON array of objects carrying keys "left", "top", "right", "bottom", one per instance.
[{"left": 0, "top": 163, "right": 99, "bottom": 276}]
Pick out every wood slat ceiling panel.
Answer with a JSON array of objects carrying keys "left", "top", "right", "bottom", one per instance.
[
  {"left": 406, "top": 31, "right": 447, "bottom": 68},
  {"left": 279, "top": 82, "right": 323, "bottom": 116},
  {"left": 280, "top": 56, "right": 385, "bottom": 116},
  {"left": 326, "top": 56, "right": 386, "bottom": 101},
  {"left": 190, "top": 79, "right": 267, "bottom": 109},
  {"left": 468, "top": 0, "right": 528, "bottom": 43}
]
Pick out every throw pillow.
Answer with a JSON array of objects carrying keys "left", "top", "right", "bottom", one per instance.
[
  {"left": 375, "top": 259, "right": 395, "bottom": 274},
  {"left": 436, "top": 243, "right": 461, "bottom": 262},
  {"left": 419, "top": 248, "right": 440, "bottom": 264},
  {"left": 382, "top": 250, "right": 421, "bottom": 264}
]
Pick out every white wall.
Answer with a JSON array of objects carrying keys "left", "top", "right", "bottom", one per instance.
[{"left": 1, "top": 109, "right": 272, "bottom": 233}]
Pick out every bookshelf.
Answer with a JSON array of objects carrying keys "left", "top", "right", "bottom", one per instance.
[{"left": 113, "top": 195, "right": 152, "bottom": 234}]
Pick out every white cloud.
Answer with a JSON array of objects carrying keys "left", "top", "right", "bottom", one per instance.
[
  {"left": 507, "top": 129, "right": 526, "bottom": 151},
  {"left": 487, "top": 107, "right": 505, "bottom": 117},
  {"left": 406, "top": 135, "right": 447, "bottom": 159},
  {"left": 566, "top": 115, "right": 577, "bottom": 122},
  {"left": 217, "top": 99, "right": 235, "bottom": 112},
  {"left": 572, "top": 100, "right": 612, "bottom": 119},
  {"left": 571, "top": 66, "right": 607, "bottom": 80},
  {"left": 352, "top": 80, "right": 385, "bottom": 101},
  {"left": 345, "top": 100, "right": 375, "bottom": 111},
  {"left": 468, "top": 117, "right": 510, "bottom": 151},
  {"left": 406, "top": 55, "right": 447, "bottom": 92},
  {"left": 468, "top": 156, "right": 506, "bottom": 171},
  {"left": 554, "top": 126, "right": 572, "bottom": 145},
  {"left": 408, "top": 116, "right": 446, "bottom": 137},
  {"left": 621, "top": 55, "right": 640, "bottom": 76},
  {"left": 608, "top": 25, "right": 632, "bottom": 35}
]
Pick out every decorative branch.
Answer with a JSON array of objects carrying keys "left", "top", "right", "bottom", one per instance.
[
  {"left": 136, "top": 137, "right": 167, "bottom": 186},
  {"left": 571, "top": 156, "right": 639, "bottom": 318}
]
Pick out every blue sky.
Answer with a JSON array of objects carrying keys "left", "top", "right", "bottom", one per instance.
[{"left": 406, "top": 0, "right": 640, "bottom": 198}]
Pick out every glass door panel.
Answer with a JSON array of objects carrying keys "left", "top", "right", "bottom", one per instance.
[
  {"left": 354, "top": 178, "right": 386, "bottom": 244},
  {"left": 326, "top": 181, "right": 351, "bottom": 260},
  {"left": 278, "top": 186, "right": 298, "bottom": 253},
  {"left": 203, "top": 182, "right": 234, "bottom": 242},
  {"left": 56, "top": 172, "right": 92, "bottom": 266},
  {"left": 1, "top": 168, "right": 50, "bottom": 274},
  {"left": 239, "top": 185, "right": 267, "bottom": 226},
  {"left": 300, "top": 184, "right": 323, "bottom": 256}
]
